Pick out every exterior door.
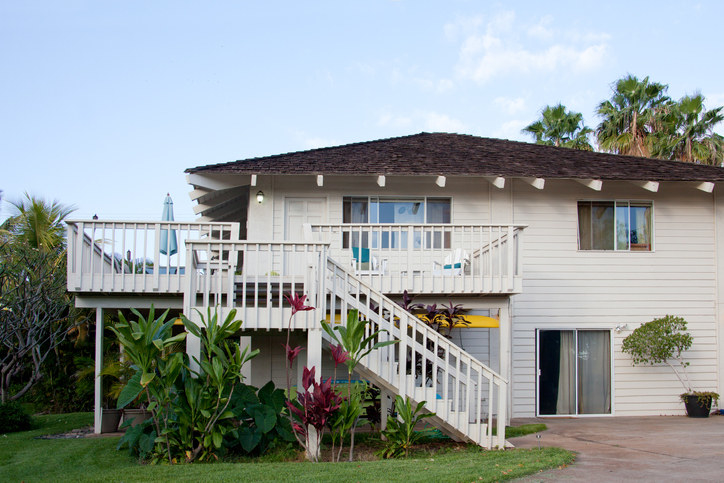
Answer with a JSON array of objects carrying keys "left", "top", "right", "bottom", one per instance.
[
  {"left": 537, "top": 329, "right": 612, "bottom": 416},
  {"left": 284, "top": 198, "right": 326, "bottom": 274}
]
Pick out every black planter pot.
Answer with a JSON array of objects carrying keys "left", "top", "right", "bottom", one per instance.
[{"left": 682, "top": 394, "right": 712, "bottom": 418}]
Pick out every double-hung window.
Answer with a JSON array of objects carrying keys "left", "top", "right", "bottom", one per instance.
[{"left": 577, "top": 201, "right": 652, "bottom": 251}]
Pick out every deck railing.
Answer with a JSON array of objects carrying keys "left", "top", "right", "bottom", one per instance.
[
  {"left": 307, "top": 223, "right": 526, "bottom": 294},
  {"left": 183, "top": 240, "right": 329, "bottom": 331},
  {"left": 66, "top": 220, "right": 239, "bottom": 293}
]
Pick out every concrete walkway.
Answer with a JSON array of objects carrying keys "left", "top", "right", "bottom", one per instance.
[{"left": 509, "top": 415, "right": 724, "bottom": 482}]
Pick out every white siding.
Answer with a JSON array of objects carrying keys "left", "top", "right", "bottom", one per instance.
[
  {"left": 246, "top": 175, "right": 721, "bottom": 418},
  {"left": 511, "top": 179, "right": 718, "bottom": 417}
]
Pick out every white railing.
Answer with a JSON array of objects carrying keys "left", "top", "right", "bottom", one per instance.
[
  {"left": 183, "top": 240, "right": 329, "bottom": 331},
  {"left": 66, "top": 220, "right": 239, "bottom": 293},
  {"left": 323, "top": 257, "right": 507, "bottom": 449},
  {"left": 308, "top": 223, "right": 526, "bottom": 294}
]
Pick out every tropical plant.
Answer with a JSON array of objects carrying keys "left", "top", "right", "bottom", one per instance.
[
  {"left": 596, "top": 74, "right": 670, "bottom": 157},
  {"left": 286, "top": 366, "right": 343, "bottom": 462},
  {"left": 321, "top": 309, "right": 397, "bottom": 461},
  {"left": 111, "top": 306, "right": 258, "bottom": 463},
  {"left": 228, "top": 381, "right": 295, "bottom": 455},
  {"left": 0, "top": 193, "right": 74, "bottom": 251},
  {"left": 650, "top": 94, "right": 724, "bottom": 165},
  {"left": 379, "top": 395, "right": 435, "bottom": 458},
  {"left": 523, "top": 103, "right": 593, "bottom": 150}
]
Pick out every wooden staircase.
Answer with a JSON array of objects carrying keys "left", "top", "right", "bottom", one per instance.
[{"left": 322, "top": 257, "right": 508, "bottom": 449}]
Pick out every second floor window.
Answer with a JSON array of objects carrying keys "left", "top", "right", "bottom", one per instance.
[
  {"left": 343, "top": 197, "right": 451, "bottom": 224},
  {"left": 578, "top": 201, "right": 653, "bottom": 251},
  {"left": 342, "top": 197, "right": 451, "bottom": 249}
]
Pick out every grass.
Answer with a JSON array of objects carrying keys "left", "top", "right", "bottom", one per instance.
[{"left": 0, "top": 413, "right": 573, "bottom": 482}]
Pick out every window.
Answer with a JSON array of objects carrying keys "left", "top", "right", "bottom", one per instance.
[
  {"left": 578, "top": 201, "right": 652, "bottom": 251},
  {"left": 342, "top": 196, "right": 451, "bottom": 249},
  {"left": 343, "top": 197, "right": 450, "bottom": 224}
]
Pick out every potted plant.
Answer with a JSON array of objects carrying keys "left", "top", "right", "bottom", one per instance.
[{"left": 622, "top": 315, "right": 719, "bottom": 418}]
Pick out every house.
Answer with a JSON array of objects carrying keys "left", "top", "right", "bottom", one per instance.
[{"left": 67, "top": 132, "right": 724, "bottom": 448}]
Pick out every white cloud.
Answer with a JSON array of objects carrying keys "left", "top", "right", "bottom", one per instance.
[
  {"left": 494, "top": 96, "right": 526, "bottom": 115},
  {"left": 453, "top": 11, "right": 609, "bottom": 84},
  {"left": 527, "top": 15, "right": 553, "bottom": 40}
]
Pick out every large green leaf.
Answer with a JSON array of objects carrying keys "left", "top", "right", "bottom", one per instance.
[
  {"left": 250, "top": 404, "right": 276, "bottom": 433},
  {"left": 238, "top": 426, "right": 262, "bottom": 453},
  {"left": 257, "top": 381, "right": 285, "bottom": 413},
  {"left": 117, "top": 370, "right": 143, "bottom": 409}
]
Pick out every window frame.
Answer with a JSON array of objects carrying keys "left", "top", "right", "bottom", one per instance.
[
  {"left": 343, "top": 196, "right": 453, "bottom": 225},
  {"left": 577, "top": 199, "right": 654, "bottom": 252},
  {"left": 342, "top": 196, "right": 453, "bottom": 250}
]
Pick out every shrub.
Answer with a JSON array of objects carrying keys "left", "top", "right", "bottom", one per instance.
[
  {"left": 0, "top": 401, "right": 33, "bottom": 433},
  {"left": 379, "top": 396, "right": 435, "bottom": 458},
  {"left": 621, "top": 315, "right": 694, "bottom": 393}
]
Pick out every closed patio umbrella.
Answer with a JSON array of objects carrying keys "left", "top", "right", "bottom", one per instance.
[{"left": 160, "top": 193, "right": 178, "bottom": 256}]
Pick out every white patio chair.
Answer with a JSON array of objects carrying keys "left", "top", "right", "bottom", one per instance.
[
  {"left": 351, "top": 246, "right": 387, "bottom": 275},
  {"left": 432, "top": 248, "right": 469, "bottom": 276}
]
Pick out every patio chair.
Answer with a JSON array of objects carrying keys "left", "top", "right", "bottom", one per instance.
[
  {"left": 351, "top": 246, "right": 387, "bottom": 275},
  {"left": 432, "top": 248, "right": 469, "bottom": 276}
]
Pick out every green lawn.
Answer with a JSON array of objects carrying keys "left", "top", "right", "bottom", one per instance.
[{"left": 0, "top": 413, "right": 574, "bottom": 482}]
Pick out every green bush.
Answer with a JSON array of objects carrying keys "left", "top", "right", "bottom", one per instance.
[{"left": 0, "top": 401, "right": 33, "bottom": 433}]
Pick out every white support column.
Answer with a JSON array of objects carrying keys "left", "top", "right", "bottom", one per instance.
[
  {"left": 498, "top": 301, "right": 512, "bottom": 425},
  {"left": 306, "top": 328, "right": 323, "bottom": 461},
  {"left": 307, "top": 328, "right": 323, "bottom": 381},
  {"left": 380, "top": 388, "right": 394, "bottom": 433},
  {"left": 94, "top": 308, "right": 104, "bottom": 434}
]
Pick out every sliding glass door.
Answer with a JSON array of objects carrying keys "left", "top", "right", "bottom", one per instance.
[{"left": 537, "top": 329, "right": 611, "bottom": 416}]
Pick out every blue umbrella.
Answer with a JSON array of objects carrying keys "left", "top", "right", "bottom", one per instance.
[{"left": 160, "top": 193, "right": 178, "bottom": 256}]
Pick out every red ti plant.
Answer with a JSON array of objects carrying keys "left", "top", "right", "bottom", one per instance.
[
  {"left": 286, "top": 366, "right": 343, "bottom": 462},
  {"left": 283, "top": 292, "right": 314, "bottom": 397}
]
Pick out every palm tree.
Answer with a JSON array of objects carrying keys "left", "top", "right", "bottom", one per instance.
[
  {"left": 522, "top": 103, "right": 594, "bottom": 150},
  {"left": 651, "top": 94, "right": 724, "bottom": 165},
  {"left": 0, "top": 193, "right": 75, "bottom": 251},
  {"left": 596, "top": 75, "right": 669, "bottom": 157}
]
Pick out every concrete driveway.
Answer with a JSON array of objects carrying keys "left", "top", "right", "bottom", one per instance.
[{"left": 509, "top": 415, "right": 724, "bottom": 482}]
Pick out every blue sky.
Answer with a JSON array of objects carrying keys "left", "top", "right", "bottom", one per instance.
[{"left": 2, "top": 1, "right": 723, "bottom": 222}]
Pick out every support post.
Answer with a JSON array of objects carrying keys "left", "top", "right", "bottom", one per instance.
[
  {"left": 307, "top": 328, "right": 322, "bottom": 381},
  {"left": 498, "top": 301, "right": 512, "bottom": 426},
  {"left": 380, "top": 388, "right": 393, "bottom": 433},
  {"left": 94, "top": 308, "right": 104, "bottom": 434},
  {"left": 306, "top": 328, "right": 323, "bottom": 461}
]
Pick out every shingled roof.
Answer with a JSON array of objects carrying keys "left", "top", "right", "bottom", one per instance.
[{"left": 186, "top": 132, "right": 724, "bottom": 182}]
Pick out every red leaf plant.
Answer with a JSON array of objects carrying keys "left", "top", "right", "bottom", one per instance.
[
  {"left": 284, "top": 292, "right": 314, "bottom": 316},
  {"left": 286, "top": 366, "right": 343, "bottom": 462},
  {"left": 283, "top": 344, "right": 304, "bottom": 366},
  {"left": 282, "top": 292, "right": 315, "bottom": 413}
]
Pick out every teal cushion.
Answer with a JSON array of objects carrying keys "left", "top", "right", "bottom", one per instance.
[
  {"left": 443, "top": 262, "right": 462, "bottom": 269},
  {"left": 352, "top": 247, "right": 370, "bottom": 263}
]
